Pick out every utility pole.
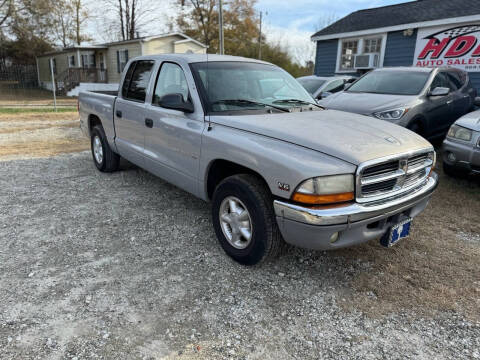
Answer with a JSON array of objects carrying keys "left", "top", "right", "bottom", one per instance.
[
  {"left": 218, "top": 0, "right": 224, "bottom": 55},
  {"left": 258, "top": 11, "right": 263, "bottom": 59}
]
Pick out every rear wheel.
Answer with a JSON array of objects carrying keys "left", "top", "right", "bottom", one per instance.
[
  {"left": 91, "top": 125, "right": 120, "bottom": 172},
  {"left": 211, "top": 174, "right": 284, "bottom": 265}
]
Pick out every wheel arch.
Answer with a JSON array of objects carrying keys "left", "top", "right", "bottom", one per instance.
[
  {"left": 407, "top": 115, "right": 427, "bottom": 136},
  {"left": 205, "top": 159, "right": 271, "bottom": 200},
  {"left": 88, "top": 114, "right": 102, "bottom": 136}
]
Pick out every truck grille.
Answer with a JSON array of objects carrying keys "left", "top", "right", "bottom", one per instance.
[{"left": 356, "top": 150, "right": 435, "bottom": 203}]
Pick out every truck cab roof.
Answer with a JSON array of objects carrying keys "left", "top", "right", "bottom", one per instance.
[{"left": 131, "top": 53, "right": 273, "bottom": 65}]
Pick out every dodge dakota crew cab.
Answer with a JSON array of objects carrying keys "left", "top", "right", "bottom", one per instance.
[{"left": 79, "top": 54, "right": 438, "bottom": 265}]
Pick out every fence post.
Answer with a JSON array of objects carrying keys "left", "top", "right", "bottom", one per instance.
[{"left": 50, "top": 58, "right": 57, "bottom": 112}]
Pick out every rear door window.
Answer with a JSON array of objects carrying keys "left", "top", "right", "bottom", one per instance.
[{"left": 124, "top": 60, "right": 155, "bottom": 102}]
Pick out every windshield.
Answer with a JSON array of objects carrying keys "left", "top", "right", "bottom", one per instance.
[
  {"left": 190, "top": 61, "right": 316, "bottom": 113},
  {"left": 347, "top": 71, "right": 430, "bottom": 95},
  {"left": 297, "top": 78, "right": 326, "bottom": 94}
]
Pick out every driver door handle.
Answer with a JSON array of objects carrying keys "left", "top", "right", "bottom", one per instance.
[
  {"left": 145, "top": 118, "right": 154, "bottom": 128},
  {"left": 116, "top": 110, "right": 122, "bottom": 118}
]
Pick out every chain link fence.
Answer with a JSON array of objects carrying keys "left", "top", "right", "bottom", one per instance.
[{"left": 0, "top": 63, "right": 76, "bottom": 108}]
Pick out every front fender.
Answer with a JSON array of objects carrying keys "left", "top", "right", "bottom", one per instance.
[{"left": 199, "top": 125, "right": 356, "bottom": 200}]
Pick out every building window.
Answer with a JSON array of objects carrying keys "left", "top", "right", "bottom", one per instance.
[
  {"left": 68, "top": 55, "right": 75, "bottom": 67},
  {"left": 117, "top": 50, "right": 129, "bottom": 73},
  {"left": 364, "top": 38, "right": 382, "bottom": 53},
  {"left": 81, "top": 54, "right": 96, "bottom": 68},
  {"left": 340, "top": 40, "right": 358, "bottom": 71}
]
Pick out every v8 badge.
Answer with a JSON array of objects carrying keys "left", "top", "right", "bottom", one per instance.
[{"left": 277, "top": 182, "right": 290, "bottom": 192}]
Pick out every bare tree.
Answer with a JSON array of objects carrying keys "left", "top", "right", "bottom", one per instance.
[
  {"left": 0, "top": 0, "right": 13, "bottom": 28},
  {"left": 105, "top": 0, "right": 153, "bottom": 41}
]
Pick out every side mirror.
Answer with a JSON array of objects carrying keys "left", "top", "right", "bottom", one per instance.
[
  {"left": 158, "top": 93, "right": 194, "bottom": 113},
  {"left": 317, "top": 91, "right": 332, "bottom": 100},
  {"left": 344, "top": 83, "right": 352, "bottom": 90},
  {"left": 429, "top": 87, "right": 450, "bottom": 97},
  {"left": 474, "top": 97, "right": 480, "bottom": 107}
]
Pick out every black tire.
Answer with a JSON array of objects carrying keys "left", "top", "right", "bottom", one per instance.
[
  {"left": 91, "top": 125, "right": 120, "bottom": 172},
  {"left": 211, "top": 174, "right": 284, "bottom": 265}
]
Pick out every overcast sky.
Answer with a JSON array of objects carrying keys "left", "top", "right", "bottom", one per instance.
[
  {"left": 87, "top": 0, "right": 414, "bottom": 65},
  {"left": 257, "top": 0, "right": 414, "bottom": 64}
]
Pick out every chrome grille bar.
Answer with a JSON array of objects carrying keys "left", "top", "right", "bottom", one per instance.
[{"left": 356, "top": 149, "right": 435, "bottom": 203}]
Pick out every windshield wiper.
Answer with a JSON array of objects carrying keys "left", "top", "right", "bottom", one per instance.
[
  {"left": 273, "top": 99, "right": 324, "bottom": 109},
  {"left": 211, "top": 99, "right": 290, "bottom": 113}
]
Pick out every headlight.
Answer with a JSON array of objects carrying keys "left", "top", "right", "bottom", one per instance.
[
  {"left": 447, "top": 124, "right": 473, "bottom": 142},
  {"left": 373, "top": 108, "right": 408, "bottom": 120},
  {"left": 292, "top": 174, "right": 354, "bottom": 205}
]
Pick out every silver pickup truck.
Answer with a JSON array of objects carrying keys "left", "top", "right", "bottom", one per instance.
[{"left": 79, "top": 54, "right": 438, "bottom": 265}]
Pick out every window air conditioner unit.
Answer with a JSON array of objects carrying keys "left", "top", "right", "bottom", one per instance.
[{"left": 354, "top": 54, "right": 380, "bottom": 69}]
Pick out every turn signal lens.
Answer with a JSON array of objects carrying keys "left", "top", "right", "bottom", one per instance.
[
  {"left": 292, "top": 174, "right": 354, "bottom": 205},
  {"left": 292, "top": 192, "right": 354, "bottom": 205}
]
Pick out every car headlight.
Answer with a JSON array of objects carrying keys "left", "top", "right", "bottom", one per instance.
[
  {"left": 447, "top": 124, "right": 473, "bottom": 142},
  {"left": 373, "top": 108, "right": 408, "bottom": 120},
  {"left": 292, "top": 174, "right": 354, "bottom": 205}
]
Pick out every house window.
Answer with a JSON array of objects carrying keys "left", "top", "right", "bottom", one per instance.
[
  {"left": 364, "top": 38, "right": 382, "bottom": 53},
  {"left": 81, "top": 54, "right": 96, "bottom": 68},
  {"left": 117, "top": 50, "right": 129, "bottom": 73},
  {"left": 340, "top": 40, "right": 358, "bottom": 71},
  {"left": 68, "top": 55, "right": 75, "bottom": 67}
]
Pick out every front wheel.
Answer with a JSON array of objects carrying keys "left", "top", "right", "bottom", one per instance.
[
  {"left": 211, "top": 174, "right": 284, "bottom": 265},
  {"left": 91, "top": 125, "right": 120, "bottom": 172}
]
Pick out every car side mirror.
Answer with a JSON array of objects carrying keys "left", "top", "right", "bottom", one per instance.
[
  {"left": 317, "top": 92, "right": 332, "bottom": 100},
  {"left": 158, "top": 93, "right": 194, "bottom": 113},
  {"left": 429, "top": 87, "right": 450, "bottom": 97}
]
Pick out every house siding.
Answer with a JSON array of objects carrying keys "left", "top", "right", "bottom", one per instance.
[
  {"left": 106, "top": 42, "right": 142, "bottom": 84},
  {"left": 37, "top": 52, "right": 75, "bottom": 82},
  {"left": 383, "top": 30, "right": 418, "bottom": 67},
  {"left": 314, "top": 40, "right": 338, "bottom": 76}
]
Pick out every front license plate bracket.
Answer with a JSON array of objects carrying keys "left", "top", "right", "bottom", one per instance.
[{"left": 380, "top": 217, "right": 412, "bottom": 248}]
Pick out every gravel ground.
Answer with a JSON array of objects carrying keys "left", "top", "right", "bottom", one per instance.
[{"left": 1, "top": 151, "right": 479, "bottom": 360}]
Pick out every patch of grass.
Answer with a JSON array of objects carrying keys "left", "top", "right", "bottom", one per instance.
[{"left": 0, "top": 107, "right": 77, "bottom": 114}]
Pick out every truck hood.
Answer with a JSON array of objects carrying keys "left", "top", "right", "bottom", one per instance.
[
  {"left": 455, "top": 109, "right": 480, "bottom": 131},
  {"left": 319, "top": 91, "right": 417, "bottom": 115},
  {"left": 210, "top": 109, "right": 432, "bottom": 165}
]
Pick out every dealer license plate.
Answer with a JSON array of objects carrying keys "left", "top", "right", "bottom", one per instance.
[{"left": 380, "top": 218, "right": 412, "bottom": 248}]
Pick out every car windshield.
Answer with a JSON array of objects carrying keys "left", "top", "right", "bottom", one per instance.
[
  {"left": 347, "top": 71, "right": 430, "bottom": 95},
  {"left": 297, "top": 78, "right": 326, "bottom": 94},
  {"left": 190, "top": 61, "right": 316, "bottom": 113}
]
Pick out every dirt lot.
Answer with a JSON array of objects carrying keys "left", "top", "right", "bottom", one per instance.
[{"left": 0, "top": 111, "right": 479, "bottom": 359}]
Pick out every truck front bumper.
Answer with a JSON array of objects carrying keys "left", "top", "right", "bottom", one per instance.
[{"left": 273, "top": 172, "right": 438, "bottom": 250}]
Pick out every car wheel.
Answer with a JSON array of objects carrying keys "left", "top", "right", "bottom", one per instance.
[
  {"left": 212, "top": 174, "right": 284, "bottom": 265},
  {"left": 91, "top": 125, "right": 120, "bottom": 172}
]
